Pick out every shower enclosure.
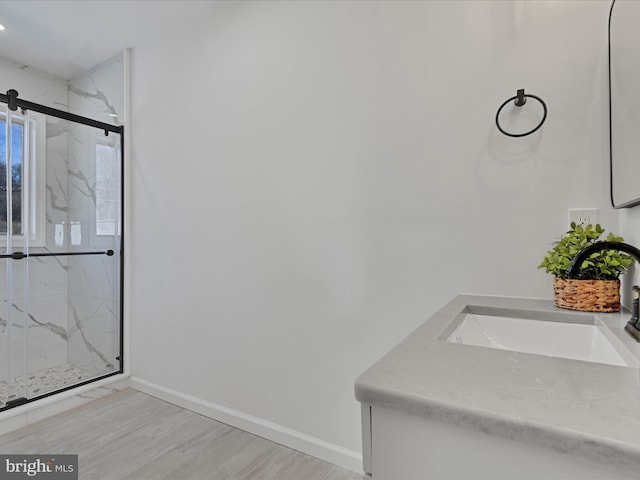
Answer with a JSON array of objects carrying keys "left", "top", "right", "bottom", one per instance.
[{"left": 0, "top": 90, "right": 123, "bottom": 411}]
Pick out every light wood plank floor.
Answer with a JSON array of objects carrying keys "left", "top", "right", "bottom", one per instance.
[{"left": 0, "top": 388, "right": 364, "bottom": 480}]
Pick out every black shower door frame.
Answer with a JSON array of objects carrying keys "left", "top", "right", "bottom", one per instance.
[{"left": 0, "top": 89, "right": 124, "bottom": 411}]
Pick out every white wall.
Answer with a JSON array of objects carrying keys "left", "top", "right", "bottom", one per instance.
[{"left": 129, "top": 0, "right": 614, "bottom": 467}]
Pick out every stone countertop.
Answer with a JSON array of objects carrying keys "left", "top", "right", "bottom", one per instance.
[{"left": 354, "top": 295, "right": 640, "bottom": 473}]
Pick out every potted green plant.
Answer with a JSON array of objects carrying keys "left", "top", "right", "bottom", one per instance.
[{"left": 538, "top": 223, "right": 633, "bottom": 312}]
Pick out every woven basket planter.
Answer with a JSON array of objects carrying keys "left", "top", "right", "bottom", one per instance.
[{"left": 553, "top": 278, "right": 621, "bottom": 312}]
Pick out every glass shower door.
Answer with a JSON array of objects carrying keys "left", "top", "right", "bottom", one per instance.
[
  {"left": 62, "top": 114, "right": 122, "bottom": 382},
  {"left": 0, "top": 92, "right": 122, "bottom": 411},
  {"left": 0, "top": 105, "right": 29, "bottom": 408}
]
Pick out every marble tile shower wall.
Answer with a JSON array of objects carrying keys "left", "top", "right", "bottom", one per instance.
[
  {"left": 0, "top": 69, "right": 71, "bottom": 379},
  {"left": 0, "top": 53, "right": 123, "bottom": 384},
  {"left": 66, "top": 53, "right": 123, "bottom": 377},
  {"left": 28, "top": 119, "right": 72, "bottom": 372}
]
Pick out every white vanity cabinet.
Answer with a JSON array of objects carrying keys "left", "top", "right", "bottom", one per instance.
[{"left": 361, "top": 404, "right": 640, "bottom": 480}]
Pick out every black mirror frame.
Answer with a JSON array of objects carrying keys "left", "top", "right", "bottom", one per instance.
[{"left": 609, "top": 0, "right": 640, "bottom": 208}]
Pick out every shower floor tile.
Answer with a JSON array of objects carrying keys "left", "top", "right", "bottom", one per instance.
[{"left": 0, "top": 363, "right": 94, "bottom": 404}]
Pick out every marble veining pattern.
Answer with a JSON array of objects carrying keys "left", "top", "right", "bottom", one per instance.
[
  {"left": 4, "top": 301, "right": 68, "bottom": 340},
  {"left": 68, "top": 83, "right": 118, "bottom": 120},
  {"left": 65, "top": 52, "right": 123, "bottom": 377},
  {"left": 68, "top": 301, "right": 115, "bottom": 370},
  {"left": 68, "top": 53, "right": 123, "bottom": 126},
  {"left": 0, "top": 298, "right": 115, "bottom": 368}
]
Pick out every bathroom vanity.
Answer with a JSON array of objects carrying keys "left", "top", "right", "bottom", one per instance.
[{"left": 355, "top": 295, "right": 640, "bottom": 479}]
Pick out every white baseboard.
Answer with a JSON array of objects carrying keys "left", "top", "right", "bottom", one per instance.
[{"left": 129, "top": 376, "right": 363, "bottom": 473}]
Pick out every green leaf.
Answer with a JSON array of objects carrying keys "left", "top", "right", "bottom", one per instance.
[{"left": 539, "top": 224, "right": 630, "bottom": 279}]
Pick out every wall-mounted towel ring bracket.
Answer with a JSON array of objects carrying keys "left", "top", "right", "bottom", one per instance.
[{"left": 495, "top": 88, "right": 547, "bottom": 137}]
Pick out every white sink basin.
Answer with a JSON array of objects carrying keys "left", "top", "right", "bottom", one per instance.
[{"left": 446, "top": 311, "right": 638, "bottom": 367}]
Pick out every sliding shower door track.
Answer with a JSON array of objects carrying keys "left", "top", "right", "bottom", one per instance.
[{"left": 0, "top": 370, "right": 121, "bottom": 413}]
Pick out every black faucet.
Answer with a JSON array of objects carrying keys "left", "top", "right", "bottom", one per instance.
[
  {"left": 566, "top": 241, "right": 640, "bottom": 342},
  {"left": 631, "top": 285, "right": 640, "bottom": 326}
]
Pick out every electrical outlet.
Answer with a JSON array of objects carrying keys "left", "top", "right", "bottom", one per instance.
[{"left": 568, "top": 208, "right": 598, "bottom": 227}]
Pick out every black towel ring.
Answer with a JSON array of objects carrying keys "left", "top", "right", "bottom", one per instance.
[{"left": 495, "top": 89, "right": 547, "bottom": 137}]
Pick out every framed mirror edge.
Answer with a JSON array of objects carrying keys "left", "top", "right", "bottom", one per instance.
[{"left": 609, "top": 0, "right": 640, "bottom": 209}]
